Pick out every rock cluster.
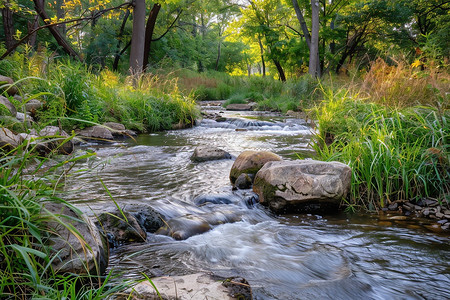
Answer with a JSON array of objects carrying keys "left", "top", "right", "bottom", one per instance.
[{"left": 384, "top": 199, "right": 450, "bottom": 231}]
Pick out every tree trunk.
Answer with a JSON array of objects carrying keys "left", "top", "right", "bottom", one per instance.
[
  {"left": 273, "top": 59, "right": 286, "bottom": 82},
  {"left": 27, "top": 16, "right": 39, "bottom": 48},
  {"left": 292, "top": 0, "right": 311, "bottom": 50},
  {"left": 113, "top": 9, "right": 130, "bottom": 71},
  {"left": 56, "top": 0, "right": 66, "bottom": 36},
  {"left": 129, "top": 0, "right": 146, "bottom": 75},
  {"left": 33, "top": 0, "right": 81, "bottom": 60},
  {"left": 309, "top": 0, "right": 320, "bottom": 77},
  {"left": 215, "top": 34, "right": 222, "bottom": 71},
  {"left": 2, "top": 6, "right": 15, "bottom": 51},
  {"left": 257, "top": 35, "right": 266, "bottom": 77},
  {"left": 143, "top": 3, "right": 161, "bottom": 71}
]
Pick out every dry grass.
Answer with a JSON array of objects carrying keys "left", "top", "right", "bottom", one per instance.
[{"left": 360, "top": 57, "right": 449, "bottom": 108}]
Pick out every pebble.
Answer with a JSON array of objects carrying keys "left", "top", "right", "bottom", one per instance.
[
  {"left": 436, "top": 212, "right": 444, "bottom": 218},
  {"left": 388, "top": 216, "right": 407, "bottom": 220}
]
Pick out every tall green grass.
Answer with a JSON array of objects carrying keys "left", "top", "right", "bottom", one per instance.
[
  {"left": 312, "top": 88, "right": 449, "bottom": 211},
  {"left": 0, "top": 51, "right": 199, "bottom": 132},
  {"left": 0, "top": 138, "right": 134, "bottom": 298}
]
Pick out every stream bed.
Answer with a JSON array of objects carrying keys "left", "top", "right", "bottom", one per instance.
[{"left": 67, "top": 105, "right": 449, "bottom": 299}]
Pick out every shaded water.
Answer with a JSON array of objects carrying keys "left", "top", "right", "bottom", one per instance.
[{"left": 67, "top": 107, "right": 449, "bottom": 299}]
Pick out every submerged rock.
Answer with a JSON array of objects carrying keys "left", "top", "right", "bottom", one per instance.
[
  {"left": 43, "top": 202, "right": 108, "bottom": 275},
  {"left": 127, "top": 273, "right": 252, "bottom": 300},
  {"left": 253, "top": 160, "right": 351, "bottom": 214},
  {"left": 155, "top": 209, "right": 243, "bottom": 240},
  {"left": 156, "top": 214, "right": 211, "bottom": 240},
  {"left": 193, "top": 193, "right": 239, "bottom": 205},
  {"left": 230, "top": 150, "right": 282, "bottom": 185},
  {"left": 97, "top": 209, "right": 147, "bottom": 247},
  {"left": 191, "top": 145, "right": 232, "bottom": 162}
]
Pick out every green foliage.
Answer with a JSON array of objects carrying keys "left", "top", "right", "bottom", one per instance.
[
  {"left": 0, "top": 139, "right": 134, "bottom": 298},
  {"left": 0, "top": 53, "right": 199, "bottom": 132},
  {"left": 312, "top": 87, "right": 449, "bottom": 210}
]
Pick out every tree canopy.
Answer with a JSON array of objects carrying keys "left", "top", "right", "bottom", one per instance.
[{"left": 1, "top": 0, "right": 448, "bottom": 78}]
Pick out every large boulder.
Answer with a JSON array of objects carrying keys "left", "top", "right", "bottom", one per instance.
[
  {"left": 230, "top": 151, "right": 282, "bottom": 184},
  {"left": 191, "top": 145, "right": 232, "bottom": 162},
  {"left": 76, "top": 125, "right": 114, "bottom": 141},
  {"left": 0, "top": 75, "right": 18, "bottom": 96},
  {"left": 0, "top": 127, "right": 20, "bottom": 150},
  {"left": 43, "top": 202, "right": 108, "bottom": 275},
  {"left": 97, "top": 209, "right": 147, "bottom": 247},
  {"left": 253, "top": 160, "right": 352, "bottom": 214},
  {"left": 38, "top": 126, "right": 74, "bottom": 155},
  {"left": 128, "top": 273, "right": 252, "bottom": 300},
  {"left": 0, "top": 95, "right": 17, "bottom": 117}
]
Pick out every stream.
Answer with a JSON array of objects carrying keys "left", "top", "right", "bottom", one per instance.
[{"left": 67, "top": 103, "right": 449, "bottom": 300}]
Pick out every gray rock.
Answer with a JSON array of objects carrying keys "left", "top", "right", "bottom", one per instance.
[
  {"left": 97, "top": 209, "right": 147, "bottom": 247},
  {"left": 230, "top": 150, "right": 282, "bottom": 184},
  {"left": 128, "top": 273, "right": 252, "bottom": 300},
  {"left": 226, "top": 103, "right": 254, "bottom": 111},
  {"left": 191, "top": 145, "right": 231, "bottom": 162},
  {"left": 43, "top": 202, "right": 108, "bottom": 275},
  {"left": 25, "top": 99, "right": 43, "bottom": 112},
  {"left": 0, "top": 75, "right": 18, "bottom": 96},
  {"left": 16, "top": 112, "right": 34, "bottom": 126},
  {"left": 76, "top": 125, "right": 114, "bottom": 141},
  {"left": 17, "top": 132, "right": 38, "bottom": 144},
  {"left": 38, "top": 126, "right": 74, "bottom": 155},
  {"left": 253, "top": 160, "right": 352, "bottom": 214},
  {"left": 0, "top": 127, "right": 20, "bottom": 150},
  {"left": 235, "top": 173, "right": 253, "bottom": 189},
  {"left": 0, "top": 95, "right": 17, "bottom": 116}
]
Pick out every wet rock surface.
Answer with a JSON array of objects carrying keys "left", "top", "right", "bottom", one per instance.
[
  {"left": 191, "top": 145, "right": 232, "bottom": 162},
  {"left": 126, "top": 273, "right": 252, "bottom": 300},
  {"left": 97, "top": 209, "right": 147, "bottom": 247},
  {"left": 384, "top": 198, "right": 450, "bottom": 231},
  {"left": 230, "top": 150, "right": 282, "bottom": 184}
]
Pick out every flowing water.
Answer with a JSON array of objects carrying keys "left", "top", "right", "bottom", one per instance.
[{"left": 67, "top": 104, "right": 449, "bottom": 300}]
